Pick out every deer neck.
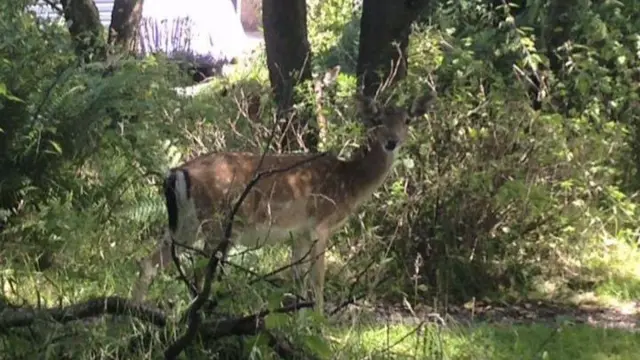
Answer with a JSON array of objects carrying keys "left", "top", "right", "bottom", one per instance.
[{"left": 343, "top": 138, "right": 396, "bottom": 205}]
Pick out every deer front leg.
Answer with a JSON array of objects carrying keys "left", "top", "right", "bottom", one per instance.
[
  {"left": 291, "top": 231, "right": 313, "bottom": 297},
  {"left": 309, "top": 227, "right": 329, "bottom": 314}
]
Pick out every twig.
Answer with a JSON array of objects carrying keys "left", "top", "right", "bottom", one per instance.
[
  {"left": 170, "top": 239, "right": 199, "bottom": 299},
  {"left": 171, "top": 239, "right": 209, "bottom": 258},
  {"left": 0, "top": 296, "right": 166, "bottom": 330},
  {"left": 329, "top": 256, "right": 381, "bottom": 316},
  {"left": 247, "top": 238, "right": 319, "bottom": 286},
  {"left": 42, "top": 0, "right": 64, "bottom": 15},
  {"left": 198, "top": 301, "right": 315, "bottom": 339},
  {"left": 221, "top": 260, "right": 285, "bottom": 289},
  {"left": 329, "top": 273, "right": 394, "bottom": 317},
  {"left": 375, "top": 321, "right": 425, "bottom": 358},
  {"left": 329, "top": 293, "right": 367, "bottom": 317}
]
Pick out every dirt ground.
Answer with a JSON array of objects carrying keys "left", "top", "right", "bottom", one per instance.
[{"left": 333, "top": 298, "right": 640, "bottom": 331}]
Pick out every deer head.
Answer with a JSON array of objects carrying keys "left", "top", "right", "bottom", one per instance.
[{"left": 356, "top": 91, "right": 435, "bottom": 153}]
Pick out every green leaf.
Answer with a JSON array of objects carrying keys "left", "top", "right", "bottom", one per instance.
[
  {"left": 246, "top": 333, "right": 270, "bottom": 356},
  {"left": 48, "top": 140, "right": 63, "bottom": 155},
  {"left": 575, "top": 73, "right": 591, "bottom": 97},
  {"left": 301, "top": 334, "right": 332, "bottom": 359},
  {"left": 265, "top": 312, "right": 289, "bottom": 329},
  {"left": 0, "top": 82, "right": 23, "bottom": 102},
  {"left": 266, "top": 290, "right": 287, "bottom": 309},
  {"left": 402, "top": 157, "right": 415, "bottom": 169}
]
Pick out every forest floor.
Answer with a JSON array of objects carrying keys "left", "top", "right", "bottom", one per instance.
[{"left": 347, "top": 298, "right": 640, "bottom": 330}]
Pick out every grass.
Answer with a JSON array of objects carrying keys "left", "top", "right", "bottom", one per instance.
[
  {"left": 331, "top": 322, "right": 640, "bottom": 360},
  {"left": 2, "top": 226, "right": 640, "bottom": 359},
  {"left": 589, "top": 242, "right": 640, "bottom": 304}
]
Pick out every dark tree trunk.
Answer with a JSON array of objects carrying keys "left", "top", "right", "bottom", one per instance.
[
  {"left": 262, "top": 0, "right": 313, "bottom": 151},
  {"left": 103, "top": 1, "right": 145, "bottom": 149},
  {"left": 108, "top": 0, "right": 145, "bottom": 54},
  {"left": 541, "top": 0, "right": 581, "bottom": 116},
  {"left": 544, "top": 0, "right": 577, "bottom": 75},
  {"left": 356, "top": 0, "right": 429, "bottom": 96},
  {"left": 59, "top": 0, "right": 105, "bottom": 62}
]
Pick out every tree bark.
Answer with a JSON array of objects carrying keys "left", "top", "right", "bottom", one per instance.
[
  {"left": 60, "top": 0, "right": 105, "bottom": 62},
  {"left": 108, "top": 0, "right": 145, "bottom": 54},
  {"left": 543, "top": 0, "right": 580, "bottom": 75},
  {"left": 356, "top": 0, "right": 429, "bottom": 96},
  {"left": 262, "top": 0, "right": 313, "bottom": 151}
]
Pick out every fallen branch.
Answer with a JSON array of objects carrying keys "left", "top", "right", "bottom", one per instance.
[
  {"left": 198, "top": 301, "right": 315, "bottom": 339},
  {"left": 0, "top": 296, "right": 166, "bottom": 330},
  {"left": 266, "top": 330, "right": 320, "bottom": 360}
]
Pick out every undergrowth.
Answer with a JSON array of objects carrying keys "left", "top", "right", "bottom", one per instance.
[{"left": 1, "top": 0, "right": 640, "bottom": 358}]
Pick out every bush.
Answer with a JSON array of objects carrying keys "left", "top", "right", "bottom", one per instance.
[
  {"left": 0, "top": 1, "right": 198, "bottom": 268},
  {"left": 307, "top": 0, "right": 640, "bottom": 303}
]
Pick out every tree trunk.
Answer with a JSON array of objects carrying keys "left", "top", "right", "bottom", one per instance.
[
  {"left": 60, "top": 0, "right": 105, "bottom": 62},
  {"left": 543, "top": 0, "right": 578, "bottom": 74},
  {"left": 262, "top": 0, "right": 313, "bottom": 151},
  {"left": 356, "top": 0, "right": 429, "bottom": 96},
  {"left": 108, "top": 0, "right": 145, "bottom": 54}
]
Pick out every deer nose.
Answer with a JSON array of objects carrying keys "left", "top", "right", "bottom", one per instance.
[{"left": 385, "top": 140, "right": 398, "bottom": 151}]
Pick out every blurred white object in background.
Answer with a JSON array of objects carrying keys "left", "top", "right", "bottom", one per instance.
[{"left": 138, "top": 0, "right": 253, "bottom": 65}]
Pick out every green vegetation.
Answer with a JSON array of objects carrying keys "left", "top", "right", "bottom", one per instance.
[
  {"left": 1, "top": 0, "right": 640, "bottom": 359},
  {"left": 332, "top": 323, "right": 640, "bottom": 360}
]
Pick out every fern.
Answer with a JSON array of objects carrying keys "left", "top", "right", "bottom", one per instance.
[{"left": 116, "top": 194, "right": 166, "bottom": 225}]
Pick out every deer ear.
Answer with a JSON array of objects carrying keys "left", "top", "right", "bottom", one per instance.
[
  {"left": 356, "top": 93, "right": 380, "bottom": 127},
  {"left": 356, "top": 93, "right": 379, "bottom": 116},
  {"left": 409, "top": 90, "right": 436, "bottom": 118},
  {"left": 322, "top": 65, "right": 341, "bottom": 86}
]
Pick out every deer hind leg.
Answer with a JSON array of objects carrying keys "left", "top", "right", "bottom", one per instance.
[
  {"left": 131, "top": 209, "right": 201, "bottom": 302},
  {"left": 290, "top": 228, "right": 328, "bottom": 313},
  {"left": 131, "top": 229, "right": 174, "bottom": 303}
]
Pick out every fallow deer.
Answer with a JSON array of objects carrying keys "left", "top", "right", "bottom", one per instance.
[{"left": 131, "top": 92, "right": 434, "bottom": 312}]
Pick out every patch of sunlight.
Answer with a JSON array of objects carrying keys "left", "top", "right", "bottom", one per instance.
[
  {"left": 327, "top": 322, "right": 640, "bottom": 360},
  {"left": 478, "top": 323, "right": 640, "bottom": 360},
  {"left": 1, "top": 266, "right": 123, "bottom": 306},
  {"left": 329, "top": 323, "right": 486, "bottom": 360},
  {"left": 588, "top": 238, "right": 640, "bottom": 303}
]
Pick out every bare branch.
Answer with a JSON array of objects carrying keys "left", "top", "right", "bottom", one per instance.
[
  {"left": 198, "top": 301, "right": 314, "bottom": 339},
  {"left": 266, "top": 330, "right": 320, "bottom": 360},
  {"left": 221, "top": 260, "right": 286, "bottom": 289},
  {"left": 330, "top": 273, "right": 393, "bottom": 316},
  {"left": 170, "top": 239, "right": 199, "bottom": 298}
]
